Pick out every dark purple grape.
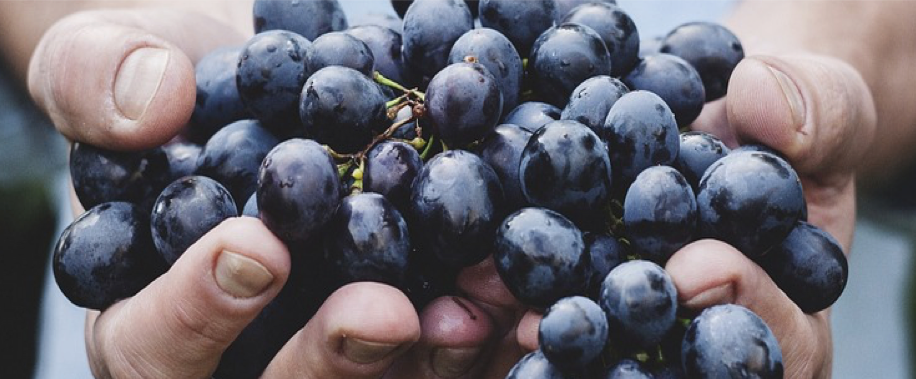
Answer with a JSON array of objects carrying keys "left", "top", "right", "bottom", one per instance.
[
  {"left": 602, "top": 90, "right": 679, "bottom": 187},
  {"left": 408, "top": 150, "right": 504, "bottom": 268},
  {"left": 478, "top": 0, "right": 558, "bottom": 57},
  {"left": 519, "top": 120, "right": 612, "bottom": 226},
  {"left": 151, "top": 176, "right": 238, "bottom": 265},
  {"left": 623, "top": 166, "right": 697, "bottom": 264},
  {"left": 605, "top": 359, "right": 653, "bottom": 379},
  {"left": 346, "top": 24, "right": 411, "bottom": 85},
  {"left": 350, "top": 13, "right": 402, "bottom": 33},
  {"left": 584, "top": 232, "right": 627, "bottom": 298},
  {"left": 652, "top": 366, "right": 687, "bottom": 379},
  {"left": 503, "top": 101, "right": 561, "bottom": 133},
  {"left": 674, "top": 131, "right": 729, "bottom": 192},
  {"left": 299, "top": 66, "right": 389, "bottom": 154},
  {"left": 257, "top": 139, "right": 341, "bottom": 243},
  {"left": 661, "top": 22, "right": 744, "bottom": 101},
  {"left": 253, "top": 0, "right": 347, "bottom": 40},
  {"left": 195, "top": 120, "right": 279, "bottom": 210},
  {"left": 682, "top": 304, "right": 784, "bottom": 379},
  {"left": 477, "top": 123, "right": 533, "bottom": 210},
  {"left": 390, "top": 105, "right": 420, "bottom": 140},
  {"left": 757, "top": 221, "right": 848, "bottom": 313},
  {"left": 364, "top": 141, "right": 423, "bottom": 213},
  {"left": 306, "top": 32, "right": 375, "bottom": 76},
  {"left": 493, "top": 207, "right": 588, "bottom": 309},
  {"left": 623, "top": 53, "right": 705, "bottom": 126},
  {"left": 539, "top": 296, "right": 608, "bottom": 370},
  {"left": 696, "top": 149, "right": 804, "bottom": 257},
  {"left": 236, "top": 30, "right": 310, "bottom": 137},
  {"left": 639, "top": 36, "right": 663, "bottom": 58},
  {"left": 324, "top": 193, "right": 411, "bottom": 288},
  {"left": 506, "top": 350, "right": 567, "bottom": 379},
  {"left": 162, "top": 142, "right": 202, "bottom": 182},
  {"left": 70, "top": 142, "right": 170, "bottom": 212},
  {"left": 190, "top": 46, "right": 250, "bottom": 142},
  {"left": 425, "top": 62, "right": 503, "bottom": 148},
  {"left": 554, "top": 0, "right": 617, "bottom": 20},
  {"left": 528, "top": 23, "right": 613, "bottom": 107},
  {"left": 561, "top": 75, "right": 628, "bottom": 133},
  {"left": 402, "top": 0, "right": 473, "bottom": 78},
  {"left": 448, "top": 28, "right": 523, "bottom": 113},
  {"left": 600, "top": 260, "right": 677, "bottom": 349},
  {"left": 562, "top": 2, "right": 639, "bottom": 77},
  {"left": 242, "top": 193, "right": 258, "bottom": 218},
  {"left": 53, "top": 202, "right": 165, "bottom": 310}
]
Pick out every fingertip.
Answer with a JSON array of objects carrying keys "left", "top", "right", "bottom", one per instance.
[
  {"left": 727, "top": 57, "right": 803, "bottom": 156},
  {"left": 516, "top": 311, "right": 541, "bottom": 352},
  {"left": 665, "top": 239, "right": 748, "bottom": 309}
]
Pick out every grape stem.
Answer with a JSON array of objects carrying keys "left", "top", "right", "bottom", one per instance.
[{"left": 374, "top": 71, "right": 425, "bottom": 101}]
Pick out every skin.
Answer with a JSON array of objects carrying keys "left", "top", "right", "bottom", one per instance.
[{"left": 2, "top": 1, "right": 914, "bottom": 378}]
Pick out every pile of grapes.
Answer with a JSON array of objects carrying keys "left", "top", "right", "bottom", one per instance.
[{"left": 53, "top": 0, "right": 850, "bottom": 378}]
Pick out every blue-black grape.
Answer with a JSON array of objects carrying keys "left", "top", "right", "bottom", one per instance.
[
  {"left": 306, "top": 31, "right": 375, "bottom": 76},
  {"left": 661, "top": 22, "right": 744, "bottom": 101},
  {"left": 162, "top": 142, "right": 202, "bottom": 182},
  {"left": 623, "top": 166, "right": 697, "bottom": 264},
  {"left": 402, "top": 0, "right": 473, "bottom": 78},
  {"left": 425, "top": 62, "right": 503, "bottom": 148},
  {"left": 448, "top": 28, "right": 523, "bottom": 113},
  {"left": 364, "top": 141, "right": 423, "bottom": 212},
  {"left": 150, "top": 176, "right": 238, "bottom": 265},
  {"left": 682, "top": 304, "right": 784, "bottom": 379},
  {"left": 53, "top": 202, "right": 165, "bottom": 310},
  {"left": 561, "top": 75, "right": 628, "bottom": 133},
  {"left": 242, "top": 193, "right": 258, "bottom": 218},
  {"left": 350, "top": 12, "right": 402, "bottom": 33},
  {"left": 493, "top": 207, "right": 588, "bottom": 309},
  {"left": 506, "top": 350, "right": 568, "bottom": 379},
  {"left": 528, "top": 23, "right": 613, "bottom": 107},
  {"left": 299, "top": 66, "right": 389, "bottom": 154},
  {"left": 70, "top": 142, "right": 170, "bottom": 212},
  {"left": 584, "top": 232, "right": 627, "bottom": 298},
  {"left": 519, "top": 120, "right": 612, "bottom": 226},
  {"left": 195, "top": 120, "right": 279, "bottom": 210},
  {"left": 539, "top": 296, "right": 608, "bottom": 370},
  {"left": 562, "top": 2, "right": 639, "bottom": 77},
  {"left": 604, "top": 359, "right": 653, "bottom": 379},
  {"left": 600, "top": 260, "right": 677, "bottom": 349},
  {"left": 757, "top": 221, "right": 848, "bottom": 313},
  {"left": 477, "top": 123, "right": 533, "bottom": 210},
  {"left": 696, "top": 149, "right": 804, "bottom": 257},
  {"left": 190, "top": 46, "right": 250, "bottom": 142},
  {"left": 623, "top": 53, "right": 705, "bottom": 126},
  {"left": 253, "top": 0, "right": 347, "bottom": 41},
  {"left": 639, "top": 36, "right": 663, "bottom": 58},
  {"left": 503, "top": 101, "right": 561, "bottom": 133},
  {"left": 554, "top": 0, "right": 617, "bottom": 21},
  {"left": 257, "top": 139, "right": 341, "bottom": 243},
  {"left": 674, "top": 131, "right": 730, "bottom": 192},
  {"left": 236, "top": 30, "right": 310, "bottom": 137},
  {"left": 478, "top": 0, "right": 558, "bottom": 57},
  {"left": 602, "top": 90, "right": 679, "bottom": 188},
  {"left": 346, "top": 24, "right": 411, "bottom": 85}
]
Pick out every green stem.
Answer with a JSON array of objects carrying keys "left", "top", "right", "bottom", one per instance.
[
  {"left": 386, "top": 95, "right": 408, "bottom": 109},
  {"left": 374, "top": 71, "right": 425, "bottom": 101},
  {"left": 420, "top": 135, "right": 436, "bottom": 160}
]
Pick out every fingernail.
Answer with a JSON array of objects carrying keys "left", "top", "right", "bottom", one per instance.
[
  {"left": 214, "top": 251, "right": 274, "bottom": 298},
  {"left": 114, "top": 47, "right": 169, "bottom": 120},
  {"left": 765, "top": 63, "right": 806, "bottom": 128},
  {"left": 683, "top": 283, "right": 735, "bottom": 309},
  {"left": 342, "top": 338, "right": 399, "bottom": 364},
  {"left": 431, "top": 347, "right": 481, "bottom": 378}
]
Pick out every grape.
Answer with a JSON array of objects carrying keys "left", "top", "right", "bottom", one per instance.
[
  {"left": 503, "top": 101, "right": 561, "bottom": 133},
  {"left": 661, "top": 22, "right": 744, "bottom": 101},
  {"left": 151, "top": 176, "right": 238, "bottom": 265},
  {"left": 306, "top": 31, "right": 375, "bottom": 76},
  {"left": 674, "top": 131, "right": 730, "bottom": 192},
  {"left": 604, "top": 359, "right": 653, "bottom": 379},
  {"left": 391, "top": 0, "right": 412, "bottom": 18},
  {"left": 561, "top": 75, "right": 628, "bottom": 133},
  {"left": 195, "top": 120, "right": 279, "bottom": 210},
  {"left": 478, "top": 0, "right": 558, "bottom": 57},
  {"left": 757, "top": 221, "right": 848, "bottom": 313},
  {"left": 448, "top": 28, "right": 523, "bottom": 113},
  {"left": 639, "top": 36, "right": 663, "bottom": 58},
  {"left": 299, "top": 66, "right": 389, "bottom": 153},
  {"left": 349, "top": 13, "right": 402, "bottom": 33},
  {"left": 242, "top": 193, "right": 258, "bottom": 218},
  {"left": 602, "top": 90, "right": 679, "bottom": 188},
  {"left": 493, "top": 207, "right": 588, "bottom": 309},
  {"left": 162, "top": 142, "right": 202, "bottom": 182},
  {"left": 600, "top": 260, "right": 677, "bottom": 349},
  {"left": 584, "top": 232, "right": 627, "bottom": 298},
  {"left": 253, "top": 0, "right": 347, "bottom": 41},
  {"left": 53, "top": 202, "right": 165, "bottom": 310},
  {"left": 324, "top": 193, "right": 411, "bottom": 288},
  {"left": 425, "top": 62, "right": 503, "bottom": 148},
  {"left": 539, "top": 296, "right": 608, "bottom": 370},
  {"left": 623, "top": 166, "right": 697, "bottom": 264},
  {"left": 402, "top": 0, "right": 473, "bottom": 78},
  {"left": 408, "top": 150, "right": 504, "bottom": 268},
  {"left": 346, "top": 24, "right": 412, "bottom": 85},
  {"left": 390, "top": 105, "right": 420, "bottom": 140},
  {"left": 562, "top": 2, "right": 640, "bottom": 77},
  {"left": 506, "top": 350, "right": 568, "bottom": 379},
  {"left": 70, "top": 142, "right": 170, "bottom": 213},
  {"left": 528, "top": 23, "right": 613, "bottom": 107},
  {"left": 236, "top": 30, "right": 310, "bottom": 137},
  {"left": 477, "top": 123, "right": 533, "bottom": 210},
  {"left": 519, "top": 120, "right": 612, "bottom": 227},
  {"left": 682, "top": 304, "right": 784, "bottom": 379},
  {"left": 257, "top": 139, "right": 341, "bottom": 243},
  {"left": 364, "top": 141, "right": 423, "bottom": 212},
  {"left": 696, "top": 149, "right": 804, "bottom": 257},
  {"left": 623, "top": 53, "right": 705, "bottom": 126},
  {"left": 554, "top": 0, "right": 617, "bottom": 21},
  {"left": 190, "top": 46, "right": 250, "bottom": 142}
]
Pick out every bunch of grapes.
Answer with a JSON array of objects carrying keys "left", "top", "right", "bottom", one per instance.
[{"left": 53, "top": 0, "right": 850, "bottom": 378}]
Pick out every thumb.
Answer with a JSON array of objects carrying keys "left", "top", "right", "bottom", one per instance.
[
  {"left": 85, "top": 217, "right": 290, "bottom": 379},
  {"left": 28, "top": 9, "right": 244, "bottom": 151}
]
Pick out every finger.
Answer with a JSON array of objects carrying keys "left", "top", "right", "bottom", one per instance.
[
  {"left": 666, "top": 239, "right": 831, "bottom": 379},
  {"left": 515, "top": 310, "right": 541, "bottom": 353},
  {"left": 455, "top": 256, "right": 525, "bottom": 333},
  {"left": 28, "top": 9, "right": 244, "bottom": 151},
  {"left": 85, "top": 217, "right": 290, "bottom": 379},
  {"left": 262, "top": 282, "right": 421, "bottom": 379}
]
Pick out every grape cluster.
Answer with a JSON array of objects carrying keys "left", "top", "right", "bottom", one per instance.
[{"left": 53, "top": 0, "right": 850, "bottom": 378}]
